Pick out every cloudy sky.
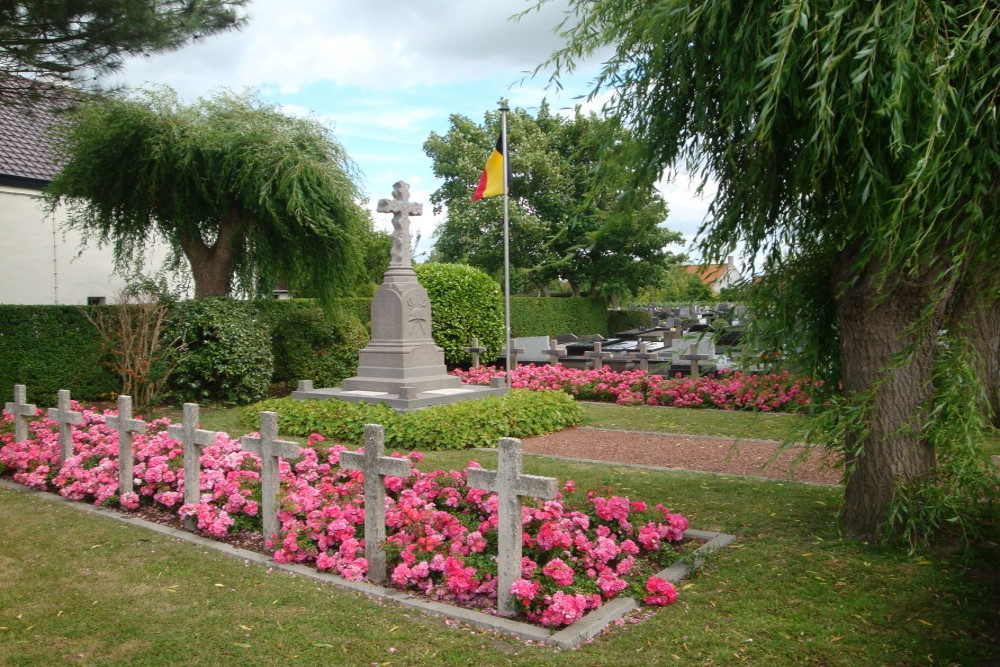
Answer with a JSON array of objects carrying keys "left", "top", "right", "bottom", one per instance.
[{"left": 104, "top": 0, "right": 712, "bottom": 261}]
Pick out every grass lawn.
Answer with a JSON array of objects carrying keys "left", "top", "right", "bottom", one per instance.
[{"left": 2, "top": 402, "right": 996, "bottom": 664}]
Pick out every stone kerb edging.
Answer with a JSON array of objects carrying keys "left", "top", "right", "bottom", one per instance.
[{"left": 0, "top": 478, "right": 734, "bottom": 649}]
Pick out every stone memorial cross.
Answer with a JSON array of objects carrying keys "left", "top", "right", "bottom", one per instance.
[
  {"left": 104, "top": 395, "right": 147, "bottom": 499},
  {"left": 340, "top": 424, "right": 413, "bottom": 584},
  {"left": 630, "top": 341, "right": 663, "bottom": 374},
  {"left": 681, "top": 344, "right": 712, "bottom": 378},
  {"left": 168, "top": 403, "right": 218, "bottom": 531},
  {"left": 5, "top": 384, "right": 36, "bottom": 442},
  {"left": 584, "top": 341, "right": 612, "bottom": 370},
  {"left": 543, "top": 338, "right": 562, "bottom": 366},
  {"left": 241, "top": 411, "right": 301, "bottom": 543},
  {"left": 47, "top": 389, "right": 82, "bottom": 464},
  {"left": 501, "top": 345, "right": 525, "bottom": 372},
  {"left": 378, "top": 181, "right": 422, "bottom": 267},
  {"left": 466, "top": 437, "right": 557, "bottom": 617},
  {"left": 464, "top": 337, "right": 486, "bottom": 368}
]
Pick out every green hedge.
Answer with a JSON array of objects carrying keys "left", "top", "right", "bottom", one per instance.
[
  {"left": 0, "top": 305, "right": 118, "bottom": 404},
  {"left": 510, "top": 297, "right": 610, "bottom": 338},
  {"left": 245, "top": 389, "right": 582, "bottom": 450},
  {"left": 415, "top": 263, "right": 504, "bottom": 365},
  {"left": 606, "top": 310, "right": 653, "bottom": 334}
]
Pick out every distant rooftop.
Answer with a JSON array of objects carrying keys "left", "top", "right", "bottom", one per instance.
[{"left": 0, "top": 76, "right": 72, "bottom": 186}]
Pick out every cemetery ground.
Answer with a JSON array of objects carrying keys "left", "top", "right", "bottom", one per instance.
[{"left": 1, "top": 403, "right": 997, "bottom": 664}]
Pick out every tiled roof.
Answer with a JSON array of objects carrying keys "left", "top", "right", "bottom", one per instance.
[
  {"left": 0, "top": 78, "right": 71, "bottom": 183},
  {"left": 682, "top": 263, "right": 728, "bottom": 286}
]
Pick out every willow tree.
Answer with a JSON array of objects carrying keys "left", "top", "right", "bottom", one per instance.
[
  {"left": 537, "top": 1, "right": 999, "bottom": 539},
  {"left": 46, "top": 88, "right": 370, "bottom": 304}
]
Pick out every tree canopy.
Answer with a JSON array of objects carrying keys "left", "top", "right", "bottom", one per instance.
[
  {"left": 538, "top": 0, "right": 999, "bottom": 541},
  {"left": 46, "top": 88, "right": 372, "bottom": 305},
  {"left": 0, "top": 1, "right": 246, "bottom": 101},
  {"left": 424, "top": 104, "right": 684, "bottom": 300}
]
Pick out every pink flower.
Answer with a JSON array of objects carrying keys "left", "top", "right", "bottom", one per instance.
[
  {"left": 542, "top": 558, "right": 575, "bottom": 587},
  {"left": 644, "top": 576, "right": 678, "bottom": 606}
]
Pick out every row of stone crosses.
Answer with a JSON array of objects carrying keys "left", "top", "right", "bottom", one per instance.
[{"left": 5, "top": 384, "right": 551, "bottom": 616}]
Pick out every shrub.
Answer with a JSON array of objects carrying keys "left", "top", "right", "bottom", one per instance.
[
  {"left": 414, "top": 263, "right": 504, "bottom": 366},
  {"left": 166, "top": 298, "right": 274, "bottom": 404},
  {"left": 244, "top": 389, "right": 582, "bottom": 450},
  {"left": 0, "top": 305, "right": 118, "bottom": 404},
  {"left": 510, "top": 297, "right": 609, "bottom": 337},
  {"left": 265, "top": 300, "right": 368, "bottom": 387}
]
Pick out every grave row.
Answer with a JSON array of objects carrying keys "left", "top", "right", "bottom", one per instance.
[
  {"left": 4, "top": 384, "right": 553, "bottom": 617},
  {"left": 466, "top": 337, "right": 713, "bottom": 377}
]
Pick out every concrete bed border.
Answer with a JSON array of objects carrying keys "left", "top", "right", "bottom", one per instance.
[{"left": 0, "top": 478, "right": 736, "bottom": 650}]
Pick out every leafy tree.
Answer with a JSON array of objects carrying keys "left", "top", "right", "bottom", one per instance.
[
  {"left": 633, "top": 267, "right": 714, "bottom": 305},
  {"left": 539, "top": 0, "right": 999, "bottom": 540},
  {"left": 424, "top": 104, "right": 684, "bottom": 301},
  {"left": 46, "top": 88, "right": 371, "bottom": 304},
  {"left": 0, "top": 1, "right": 246, "bottom": 102}
]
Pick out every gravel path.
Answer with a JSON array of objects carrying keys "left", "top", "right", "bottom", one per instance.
[{"left": 522, "top": 427, "right": 843, "bottom": 485}]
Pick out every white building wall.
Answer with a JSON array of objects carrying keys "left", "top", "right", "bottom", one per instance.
[{"left": 0, "top": 185, "right": 178, "bottom": 305}]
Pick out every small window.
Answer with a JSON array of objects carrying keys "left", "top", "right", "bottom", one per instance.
[{"left": 86, "top": 296, "right": 106, "bottom": 306}]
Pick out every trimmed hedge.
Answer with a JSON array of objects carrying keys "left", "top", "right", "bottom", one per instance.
[
  {"left": 607, "top": 309, "right": 653, "bottom": 334},
  {"left": 510, "top": 297, "right": 610, "bottom": 338},
  {"left": 0, "top": 305, "right": 118, "bottom": 404},
  {"left": 244, "top": 389, "right": 582, "bottom": 450}
]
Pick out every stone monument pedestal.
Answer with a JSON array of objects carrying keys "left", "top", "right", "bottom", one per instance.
[{"left": 293, "top": 181, "right": 506, "bottom": 412}]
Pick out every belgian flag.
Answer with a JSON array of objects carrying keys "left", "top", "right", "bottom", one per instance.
[{"left": 471, "top": 132, "right": 506, "bottom": 201}]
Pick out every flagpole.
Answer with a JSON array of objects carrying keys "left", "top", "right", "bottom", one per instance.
[{"left": 500, "top": 104, "right": 511, "bottom": 388}]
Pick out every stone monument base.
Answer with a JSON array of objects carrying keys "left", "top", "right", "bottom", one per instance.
[{"left": 292, "top": 380, "right": 506, "bottom": 413}]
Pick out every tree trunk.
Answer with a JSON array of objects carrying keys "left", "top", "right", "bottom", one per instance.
[
  {"left": 836, "top": 255, "right": 940, "bottom": 539},
  {"left": 177, "top": 206, "right": 244, "bottom": 298},
  {"left": 951, "top": 292, "right": 1000, "bottom": 428}
]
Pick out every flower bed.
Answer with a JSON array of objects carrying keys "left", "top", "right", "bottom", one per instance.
[
  {"left": 453, "top": 364, "right": 822, "bottom": 412},
  {"left": 1, "top": 405, "right": 689, "bottom": 628}
]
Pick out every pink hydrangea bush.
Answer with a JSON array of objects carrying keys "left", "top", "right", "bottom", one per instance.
[
  {"left": 1, "top": 408, "right": 689, "bottom": 628},
  {"left": 452, "top": 364, "right": 821, "bottom": 412}
]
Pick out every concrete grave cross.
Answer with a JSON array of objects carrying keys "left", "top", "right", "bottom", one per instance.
[
  {"left": 47, "top": 389, "right": 82, "bottom": 465},
  {"left": 543, "top": 338, "right": 562, "bottom": 366},
  {"left": 630, "top": 341, "right": 663, "bottom": 374},
  {"left": 167, "top": 403, "right": 219, "bottom": 531},
  {"left": 104, "top": 395, "right": 147, "bottom": 499},
  {"left": 501, "top": 345, "right": 526, "bottom": 372},
  {"left": 466, "top": 437, "right": 557, "bottom": 617},
  {"left": 340, "top": 424, "right": 413, "bottom": 584},
  {"left": 378, "top": 180, "right": 422, "bottom": 267},
  {"left": 5, "top": 384, "right": 36, "bottom": 442},
  {"left": 681, "top": 344, "right": 712, "bottom": 378},
  {"left": 584, "top": 341, "right": 613, "bottom": 370},
  {"left": 241, "top": 411, "right": 301, "bottom": 543},
  {"left": 465, "top": 337, "right": 486, "bottom": 368}
]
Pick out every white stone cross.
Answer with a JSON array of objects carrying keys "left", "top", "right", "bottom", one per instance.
[
  {"left": 378, "top": 180, "right": 422, "bottom": 267},
  {"left": 47, "top": 389, "right": 82, "bottom": 465},
  {"left": 5, "top": 384, "right": 36, "bottom": 442},
  {"left": 630, "top": 341, "right": 664, "bottom": 373},
  {"left": 467, "top": 437, "right": 557, "bottom": 617},
  {"left": 340, "top": 423, "right": 413, "bottom": 583},
  {"left": 105, "top": 395, "right": 147, "bottom": 500},
  {"left": 542, "top": 338, "right": 562, "bottom": 366},
  {"left": 168, "top": 403, "right": 218, "bottom": 530},
  {"left": 464, "top": 337, "right": 486, "bottom": 368},
  {"left": 681, "top": 343, "right": 712, "bottom": 378},
  {"left": 584, "top": 341, "right": 613, "bottom": 370},
  {"left": 241, "top": 411, "right": 301, "bottom": 543}
]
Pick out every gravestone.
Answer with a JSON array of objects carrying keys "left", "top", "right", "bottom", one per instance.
[
  {"left": 340, "top": 424, "right": 413, "bottom": 583},
  {"left": 464, "top": 337, "right": 487, "bottom": 368},
  {"left": 512, "top": 336, "right": 551, "bottom": 365},
  {"left": 584, "top": 341, "right": 612, "bottom": 370},
  {"left": 241, "top": 412, "right": 301, "bottom": 543},
  {"left": 467, "top": 438, "right": 557, "bottom": 617},
  {"left": 681, "top": 344, "right": 713, "bottom": 378},
  {"left": 543, "top": 338, "right": 563, "bottom": 366},
  {"left": 630, "top": 341, "right": 665, "bottom": 373},
  {"left": 5, "top": 384, "right": 35, "bottom": 442},
  {"left": 501, "top": 344, "right": 525, "bottom": 370},
  {"left": 47, "top": 389, "right": 82, "bottom": 465},
  {"left": 293, "top": 182, "right": 504, "bottom": 411},
  {"left": 168, "top": 403, "right": 218, "bottom": 531},
  {"left": 105, "top": 395, "right": 146, "bottom": 499}
]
